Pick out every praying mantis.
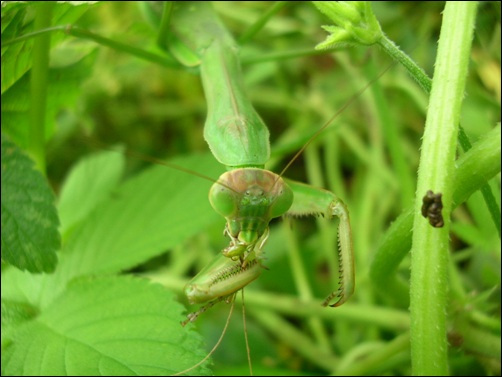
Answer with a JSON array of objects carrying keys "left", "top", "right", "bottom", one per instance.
[
  {"left": 164, "top": 3, "right": 356, "bottom": 373},
  {"left": 168, "top": 2, "right": 354, "bottom": 316}
]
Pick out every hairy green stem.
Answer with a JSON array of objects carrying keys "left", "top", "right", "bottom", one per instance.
[
  {"left": 370, "top": 124, "right": 500, "bottom": 303},
  {"left": 410, "top": 3, "right": 477, "bottom": 375},
  {"left": 378, "top": 23, "right": 501, "bottom": 237},
  {"left": 378, "top": 35, "right": 431, "bottom": 94}
]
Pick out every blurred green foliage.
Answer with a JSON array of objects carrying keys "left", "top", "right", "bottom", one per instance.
[{"left": 1, "top": 2, "right": 500, "bottom": 376}]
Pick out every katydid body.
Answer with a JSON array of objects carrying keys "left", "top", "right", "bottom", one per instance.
[{"left": 169, "top": 2, "right": 354, "bottom": 316}]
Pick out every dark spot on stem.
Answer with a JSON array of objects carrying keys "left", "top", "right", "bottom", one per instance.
[{"left": 421, "top": 190, "right": 444, "bottom": 228}]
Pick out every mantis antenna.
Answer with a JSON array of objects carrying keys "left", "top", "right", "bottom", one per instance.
[
  {"left": 277, "top": 60, "right": 397, "bottom": 181},
  {"left": 178, "top": 290, "right": 254, "bottom": 376},
  {"left": 172, "top": 294, "right": 237, "bottom": 376},
  {"left": 242, "top": 289, "right": 253, "bottom": 376},
  {"left": 81, "top": 135, "right": 238, "bottom": 193}
]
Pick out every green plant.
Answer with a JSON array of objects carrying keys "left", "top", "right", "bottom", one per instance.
[{"left": 1, "top": 2, "right": 500, "bottom": 376}]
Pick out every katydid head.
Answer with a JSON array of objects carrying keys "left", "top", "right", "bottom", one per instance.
[{"left": 209, "top": 168, "right": 293, "bottom": 259}]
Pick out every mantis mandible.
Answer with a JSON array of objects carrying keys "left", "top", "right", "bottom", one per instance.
[{"left": 168, "top": 2, "right": 354, "bottom": 318}]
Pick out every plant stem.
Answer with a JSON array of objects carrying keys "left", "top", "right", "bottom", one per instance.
[
  {"left": 238, "top": 1, "right": 289, "bottom": 45},
  {"left": 458, "top": 320, "right": 502, "bottom": 360},
  {"left": 3, "top": 25, "right": 181, "bottom": 69},
  {"left": 364, "top": 58, "right": 415, "bottom": 208},
  {"left": 378, "top": 23, "right": 501, "bottom": 237},
  {"left": 149, "top": 272, "right": 411, "bottom": 331},
  {"left": 29, "top": 2, "right": 53, "bottom": 173},
  {"left": 458, "top": 124, "right": 502, "bottom": 238},
  {"left": 248, "top": 308, "right": 338, "bottom": 372},
  {"left": 68, "top": 26, "right": 180, "bottom": 68},
  {"left": 335, "top": 333, "right": 410, "bottom": 376},
  {"left": 156, "top": 2, "right": 173, "bottom": 50},
  {"left": 410, "top": 3, "right": 478, "bottom": 375},
  {"left": 378, "top": 35, "right": 431, "bottom": 94},
  {"left": 241, "top": 48, "right": 327, "bottom": 65},
  {"left": 370, "top": 124, "right": 500, "bottom": 302}
]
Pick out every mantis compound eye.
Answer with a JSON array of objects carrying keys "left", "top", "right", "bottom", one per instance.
[
  {"left": 209, "top": 182, "right": 238, "bottom": 217},
  {"left": 269, "top": 182, "right": 293, "bottom": 219}
]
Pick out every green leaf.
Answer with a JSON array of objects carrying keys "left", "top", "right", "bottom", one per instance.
[
  {"left": 58, "top": 149, "right": 125, "bottom": 237},
  {"left": 1, "top": 133, "right": 60, "bottom": 273},
  {"left": 1, "top": 275, "right": 212, "bottom": 376},
  {"left": 1, "top": 2, "right": 92, "bottom": 93},
  {"left": 1, "top": 299, "right": 39, "bottom": 348},
  {"left": 59, "top": 152, "right": 224, "bottom": 278},
  {"left": 1, "top": 50, "right": 97, "bottom": 149},
  {"left": 1, "top": 152, "right": 225, "bottom": 307}
]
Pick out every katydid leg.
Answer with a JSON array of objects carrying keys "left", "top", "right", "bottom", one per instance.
[{"left": 286, "top": 180, "right": 355, "bottom": 307}]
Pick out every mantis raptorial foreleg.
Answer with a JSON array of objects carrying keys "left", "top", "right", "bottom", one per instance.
[
  {"left": 184, "top": 173, "right": 355, "bottom": 309},
  {"left": 286, "top": 180, "right": 354, "bottom": 307}
]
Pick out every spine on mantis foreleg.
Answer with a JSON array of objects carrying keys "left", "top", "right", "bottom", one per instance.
[{"left": 326, "top": 200, "right": 354, "bottom": 307}]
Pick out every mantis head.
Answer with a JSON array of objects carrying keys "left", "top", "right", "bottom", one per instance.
[{"left": 209, "top": 168, "right": 293, "bottom": 258}]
